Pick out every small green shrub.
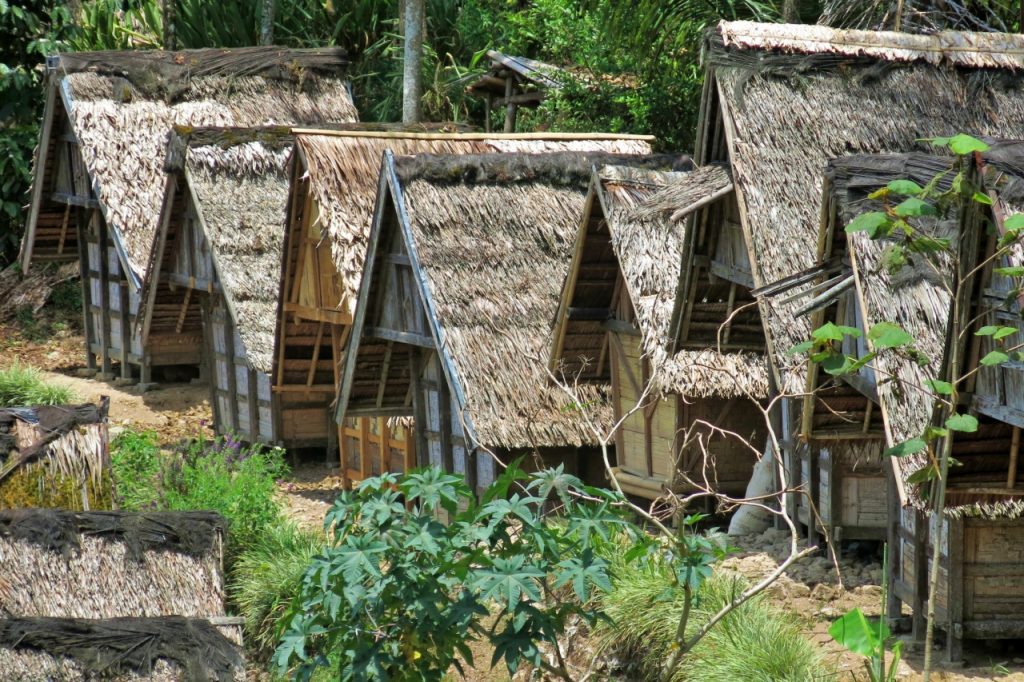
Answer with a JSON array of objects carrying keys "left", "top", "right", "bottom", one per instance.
[
  {"left": 0, "top": 363, "right": 76, "bottom": 406},
  {"left": 110, "top": 429, "right": 163, "bottom": 511},
  {"left": 109, "top": 428, "right": 288, "bottom": 564},
  {"left": 596, "top": 549, "right": 828, "bottom": 681},
  {"left": 232, "top": 521, "right": 324, "bottom": 659},
  {"left": 49, "top": 279, "right": 83, "bottom": 317}
]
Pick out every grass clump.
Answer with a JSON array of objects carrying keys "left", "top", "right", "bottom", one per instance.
[
  {"left": 110, "top": 429, "right": 289, "bottom": 565},
  {"left": 596, "top": 546, "right": 827, "bottom": 681},
  {"left": 231, "top": 521, "right": 324, "bottom": 659},
  {"left": 0, "top": 362, "right": 75, "bottom": 406}
]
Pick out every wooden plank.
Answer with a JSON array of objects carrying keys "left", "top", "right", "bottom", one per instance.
[
  {"left": 410, "top": 349, "right": 429, "bottom": 468},
  {"left": 377, "top": 341, "right": 394, "bottom": 407},
  {"left": 247, "top": 366, "right": 260, "bottom": 442},
  {"left": 50, "top": 191, "right": 99, "bottom": 209},
  {"left": 708, "top": 259, "right": 754, "bottom": 288},
  {"left": 1008, "top": 426, "right": 1020, "bottom": 488},
  {"left": 97, "top": 218, "right": 112, "bottom": 376},
  {"left": 223, "top": 305, "right": 239, "bottom": 432},
  {"left": 886, "top": 464, "right": 902, "bottom": 622},
  {"left": 366, "top": 326, "right": 434, "bottom": 348},
  {"left": 947, "top": 518, "right": 964, "bottom": 662},
  {"left": 306, "top": 322, "right": 325, "bottom": 386},
  {"left": 912, "top": 511, "right": 928, "bottom": 641},
  {"left": 75, "top": 212, "right": 97, "bottom": 371},
  {"left": 118, "top": 277, "right": 131, "bottom": 379}
]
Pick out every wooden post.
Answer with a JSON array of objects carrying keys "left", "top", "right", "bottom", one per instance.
[
  {"left": 808, "top": 445, "right": 820, "bottom": 546},
  {"left": 97, "top": 219, "right": 112, "bottom": 379},
  {"left": 118, "top": 277, "right": 130, "bottom": 380},
  {"left": 409, "top": 349, "right": 429, "bottom": 468},
  {"left": 247, "top": 367, "right": 260, "bottom": 442},
  {"left": 223, "top": 303, "right": 239, "bottom": 433},
  {"left": 331, "top": 325, "right": 345, "bottom": 471},
  {"left": 886, "top": 464, "right": 903, "bottom": 624},
  {"left": 1008, "top": 426, "right": 1020, "bottom": 489},
  {"left": 359, "top": 417, "right": 371, "bottom": 479},
  {"left": 946, "top": 517, "right": 964, "bottom": 663},
  {"left": 439, "top": 363, "right": 454, "bottom": 474},
  {"left": 826, "top": 443, "right": 841, "bottom": 543},
  {"left": 379, "top": 416, "right": 389, "bottom": 473},
  {"left": 503, "top": 75, "right": 516, "bottom": 133},
  {"left": 75, "top": 211, "right": 97, "bottom": 371},
  {"left": 912, "top": 510, "right": 928, "bottom": 642},
  {"left": 485, "top": 92, "right": 493, "bottom": 132}
]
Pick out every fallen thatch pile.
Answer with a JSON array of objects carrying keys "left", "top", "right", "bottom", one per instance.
[
  {"left": 0, "top": 616, "right": 243, "bottom": 682},
  {"left": 0, "top": 400, "right": 110, "bottom": 509},
  {"left": 0, "top": 510, "right": 227, "bottom": 620}
]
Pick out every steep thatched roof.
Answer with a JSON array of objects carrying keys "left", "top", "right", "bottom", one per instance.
[
  {"left": 0, "top": 510, "right": 228, "bottom": 620},
  {"left": 293, "top": 132, "right": 653, "bottom": 318},
  {"left": 344, "top": 151, "right": 679, "bottom": 450},
  {"left": 552, "top": 164, "right": 769, "bottom": 400},
  {"left": 701, "top": 20, "right": 1024, "bottom": 393},
  {"left": 819, "top": 145, "right": 1024, "bottom": 517},
  {"left": 23, "top": 47, "right": 356, "bottom": 286}
]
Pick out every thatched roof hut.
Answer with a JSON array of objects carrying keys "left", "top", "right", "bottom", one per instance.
[
  {"left": 277, "top": 131, "right": 651, "bottom": 475},
  {"left": 16, "top": 47, "right": 356, "bottom": 385},
  {"left": 696, "top": 21, "right": 1024, "bottom": 395},
  {"left": 811, "top": 145, "right": 1024, "bottom": 659},
  {"left": 0, "top": 400, "right": 110, "bottom": 509},
  {"left": 19, "top": 46, "right": 356, "bottom": 280},
  {"left": 549, "top": 163, "right": 768, "bottom": 499},
  {"left": 338, "top": 151, "right": 673, "bottom": 490}
]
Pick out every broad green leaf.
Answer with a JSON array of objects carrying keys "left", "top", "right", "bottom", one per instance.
[
  {"left": 994, "top": 266, "right": 1024, "bottom": 277},
  {"left": 868, "top": 322, "right": 913, "bottom": 349},
  {"left": 946, "top": 133, "right": 989, "bottom": 155},
  {"left": 812, "top": 322, "right": 861, "bottom": 342},
  {"left": 886, "top": 179, "right": 923, "bottom": 195},
  {"left": 845, "top": 211, "right": 891, "bottom": 236},
  {"left": 946, "top": 413, "right": 979, "bottom": 433},
  {"left": 473, "top": 556, "right": 545, "bottom": 612},
  {"left": 972, "top": 191, "right": 993, "bottom": 205},
  {"left": 828, "top": 607, "right": 885, "bottom": 658},
  {"left": 976, "top": 325, "right": 1000, "bottom": 336},
  {"left": 981, "top": 350, "right": 1010, "bottom": 366},
  {"left": 907, "top": 465, "right": 938, "bottom": 486},
  {"left": 994, "top": 327, "right": 1018, "bottom": 340},
  {"left": 924, "top": 379, "right": 954, "bottom": 395},
  {"left": 894, "top": 197, "right": 937, "bottom": 217},
  {"left": 1004, "top": 214, "right": 1024, "bottom": 232},
  {"left": 787, "top": 340, "right": 814, "bottom": 355},
  {"left": 884, "top": 438, "right": 927, "bottom": 458}
]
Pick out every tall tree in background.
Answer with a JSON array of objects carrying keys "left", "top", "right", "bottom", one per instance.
[
  {"left": 260, "top": 0, "right": 274, "bottom": 45},
  {"left": 402, "top": 0, "right": 424, "bottom": 124}
]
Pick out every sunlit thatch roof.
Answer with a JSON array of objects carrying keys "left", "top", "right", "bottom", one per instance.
[
  {"left": 702, "top": 20, "right": 1024, "bottom": 394},
  {"left": 21, "top": 46, "right": 357, "bottom": 286}
]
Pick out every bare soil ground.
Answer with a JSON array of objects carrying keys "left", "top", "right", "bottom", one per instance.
[{"left": 6, "top": 320, "right": 1024, "bottom": 681}]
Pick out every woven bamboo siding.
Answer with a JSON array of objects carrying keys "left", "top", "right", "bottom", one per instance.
[
  {"left": 27, "top": 111, "right": 84, "bottom": 265},
  {"left": 207, "top": 297, "right": 274, "bottom": 444}
]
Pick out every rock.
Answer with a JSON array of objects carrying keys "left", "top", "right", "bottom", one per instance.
[
  {"left": 811, "top": 583, "right": 837, "bottom": 601},
  {"left": 788, "top": 582, "right": 811, "bottom": 599}
]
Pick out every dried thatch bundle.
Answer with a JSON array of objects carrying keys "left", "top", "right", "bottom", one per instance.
[
  {"left": 0, "top": 616, "right": 243, "bottom": 682},
  {"left": 702, "top": 20, "right": 1024, "bottom": 393},
  {"left": 23, "top": 47, "right": 357, "bottom": 283},
  {"left": 0, "top": 511, "right": 226, "bottom": 620},
  {"left": 598, "top": 164, "right": 769, "bottom": 399},
  {"left": 0, "top": 401, "right": 110, "bottom": 509},
  {"left": 295, "top": 133, "right": 653, "bottom": 316}
]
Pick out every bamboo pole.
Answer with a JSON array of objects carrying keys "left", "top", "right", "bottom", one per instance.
[{"left": 1008, "top": 426, "right": 1020, "bottom": 489}]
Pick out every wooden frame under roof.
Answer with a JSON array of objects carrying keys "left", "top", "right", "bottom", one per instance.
[
  {"left": 550, "top": 163, "right": 770, "bottom": 501},
  {"left": 277, "top": 131, "right": 652, "bottom": 484},
  {"left": 18, "top": 46, "right": 356, "bottom": 386},
  {"left": 801, "top": 145, "right": 1024, "bottom": 660},
  {"left": 338, "top": 150, "right": 657, "bottom": 493}
]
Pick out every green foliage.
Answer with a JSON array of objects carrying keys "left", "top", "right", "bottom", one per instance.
[
  {"left": 595, "top": 540, "right": 827, "bottom": 681},
  {"left": 231, "top": 521, "right": 325, "bottom": 659},
  {"left": 829, "top": 545, "right": 901, "bottom": 682},
  {"left": 275, "top": 463, "right": 635, "bottom": 680},
  {"left": 110, "top": 428, "right": 288, "bottom": 563},
  {"left": 0, "top": 362, "right": 75, "bottom": 406},
  {"left": 109, "top": 428, "right": 163, "bottom": 510},
  {"left": 0, "top": 0, "right": 75, "bottom": 265}
]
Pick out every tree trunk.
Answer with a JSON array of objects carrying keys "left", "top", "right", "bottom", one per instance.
[
  {"left": 402, "top": 0, "right": 424, "bottom": 124},
  {"left": 162, "top": 0, "right": 176, "bottom": 50},
  {"left": 260, "top": 0, "right": 275, "bottom": 45}
]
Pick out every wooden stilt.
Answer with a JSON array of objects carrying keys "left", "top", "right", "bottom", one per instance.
[
  {"left": 1008, "top": 426, "right": 1020, "bottom": 489},
  {"left": 97, "top": 221, "right": 112, "bottom": 378}
]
